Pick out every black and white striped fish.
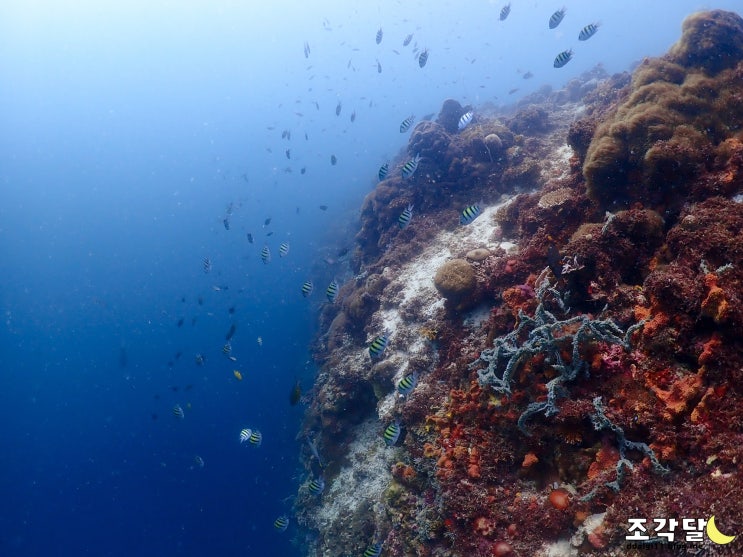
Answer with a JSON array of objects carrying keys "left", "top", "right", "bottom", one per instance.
[
  {"left": 378, "top": 162, "right": 389, "bottom": 181},
  {"left": 301, "top": 279, "right": 313, "bottom": 297},
  {"left": 397, "top": 371, "right": 419, "bottom": 396},
  {"left": 460, "top": 204, "right": 482, "bottom": 225},
  {"left": 261, "top": 245, "right": 271, "bottom": 264},
  {"left": 403, "top": 34, "right": 413, "bottom": 46},
  {"left": 578, "top": 23, "right": 600, "bottom": 41},
  {"left": 399, "top": 115, "right": 415, "bottom": 133},
  {"left": 549, "top": 7, "right": 566, "bottom": 29},
  {"left": 553, "top": 49, "right": 573, "bottom": 68},
  {"left": 326, "top": 279, "right": 339, "bottom": 303},
  {"left": 368, "top": 334, "right": 389, "bottom": 359},
  {"left": 458, "top": 111, "right": 473, "bottom": 131},
  {"left": 418, "top": 48, "right": 429, "bottom": 68},
  {"left": 383, "top": 420, "right": 401, "bottom": 446},
  {"left": 398, "top": 204, "right": 413, "bottom": 229},
  {"left": 499, "top": 3, "right": 511, "bottom": 21},
  {"left": 375, "top": 27, "right": 383, "bottom": 44},
  {"left": 401, "top": 154, "right": 421, "bottom": 179},
  {"left": 279, "top": 242, "right": 289, "bottom": 257}
]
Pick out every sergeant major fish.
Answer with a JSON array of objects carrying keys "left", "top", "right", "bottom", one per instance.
[
  {"left": 458, "top": 111, "right": 473, "bottom": 131},
  {"left": 383, "top": 420, "right": 401, "bottom": 446},
  {"left": 274, "top": 515, "right": 289, "bottom": 532},
  {"left": 401, "top": 154, "right": 421, "bottom": 179},
  {"left": 397, "top": 371, "right": 419, "bottom": 396},
  {"left": 553, "top": 49, "right": 573, "bottom": 68},
  {"left": 418, "top": 48, "right": 429, "bottom": 68},
  {"left": 578, "top": 22, "right": 600, "bottom": 41},
  {"left": 279, "top": 242, "right": 290, "bottom": 257},
  {"left": 368, "top": 333, "right": 389, "bottom": 359},
  {"left": 549, "top": 7, "right": 566, "bottom": 29},
  {"left": 375, "top": 27, "right": 383, "bottom": 44},
  {"left": 403, "top": 34, "right": 413, "bottom": 46},
  {"left": 240, "top": 428, "right": 252, "bottom": 443},
  {"left": 301, "top": 279, "right": 314, "bottom": 297},
  {"left": 326, "top": 279, "right": 339, "bottom": 303},
  {"left": 363, "top": 543, "right": 383, "bottom": 557},
  {"left": 399, "top": 115, "right": 415, "bottom": 133},
  {"left": 460, "top": 203, "right": 482, "bottom": 225},
  {"left": 398, "top": 204, "right": 413, "bottom": 229},
  {"left": 378, "top": 162, "right": 389, "bottom": 181},
  {"left": 308, "top": 476, "right": 325, "bottom": 496},
  {"left": 173, "top": 404, "right": 185, "bottom": 419},
  {"left": 261, "top": 245, "right": 271, "bottom": 264},
  {"left": 499, "top": 3, "right": 511, "bottom": 21}
]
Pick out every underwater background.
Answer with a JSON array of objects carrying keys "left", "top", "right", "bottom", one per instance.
[{"left": 1, "top": 1, "right": 742, "bottom": 556}]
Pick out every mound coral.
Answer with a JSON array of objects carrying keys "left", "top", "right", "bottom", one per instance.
[
  {"left": 582, "top": 9, "right": 743, "bottom": 209},
  {"left": 433, "top": 258, "right": 478, "bottom": 311}
]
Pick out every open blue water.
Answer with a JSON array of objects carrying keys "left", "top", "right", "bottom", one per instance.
[{"left": 1, "top": 1, "right": 740, "bottom": 555}]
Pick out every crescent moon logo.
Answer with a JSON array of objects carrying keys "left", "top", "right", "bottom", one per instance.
[{"left": 706, "top": 515, "right": 736, "bottom": 545}]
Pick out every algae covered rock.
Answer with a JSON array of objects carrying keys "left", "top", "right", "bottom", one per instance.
[
  {"left": 434, "top": 258, "right": 477, "bottom": 307},
  {"left": 582, "top": 9, "right": 743, "bottom": 210}
]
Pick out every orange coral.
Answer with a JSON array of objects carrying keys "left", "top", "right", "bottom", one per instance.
[
  {"left": 522, "top": 452, "right": 539, "bottom": 468},
  {"left": 423, "top": 442, "right": 441, "bottom": 458},
  {"left": 647, "top": 370, "right": 704, "bottom": 420},
  {"left": 587, "top": 443, "right": 620, "bottom": 480},
  {"left": 701, "top": 273, "right": 730, "bottom": 323}
]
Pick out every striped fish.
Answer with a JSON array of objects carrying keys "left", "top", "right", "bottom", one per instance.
[
  {"left": 553, "top": 49, "right": 573, "bottom": 68},
  {"left": 458, "top": 111, "right": 473, "bottom": 131},
  {"left": 202, "top": 257, "right": 212, "bottom": 273},
  {"left": 326, "top": 279, "right": 339, "bottom": 303},
  {"left": 401, "top": 154, "right": 421, "bottom": 179},
  {"left": 378, "top": 162, "right": 389, "bottom": 181},
  {"left": 499, "top": 3, "right": 511, "bottom": 21},
  {"left": 308, "top": 477, "right": 325, "bottom": 496},
  {"left": 403, "top": 34, "right": 413, "bottom": 46},
  {"left": 397, "top": 371, "right": 419, "bottom": 396},
  {"left": 578, "top": 23, "right": 600, "bottom": 41},
  {"left": 239, "top": 428, "right": 252, "bottom": 443},
  {"left": 399, "top": 115, "right": 415, "bottom": 133},
  {"left": 222, "top": 342, "right": 232, "bottom": 355},
  {"left": 279, "top": 242, "right": 290, "bottom": 257},
  {"left": 460, "top": 204, "right": 482, "bottom": 225},
  {"left": 301, "top": 279, "right": 314, "bottom": 297},
  {"left": 368, "top": 334, "right": 389, "bottom": 359},
  {"left": 261, "top": 245, "right": 271, "bottom": 264},
  {"left": 383, "top": 421, "right": 401, "bottom": 446},
  {"left": 549, "top": 7, "right": 566, "bottom": 29},
  {"left": 173, "top": 404, "right": 185, "bottom": 419},
  {"left": 363, "top": 543, "right": 383, "bottom": 557},
  {"left": 274, "top": 515, "right": 289, "bottom": 532},
  {"left": 249, "top": 430, "right": 263, "bottom": 447},
  {"left": 398, "top": 204, "right": 413, "bottom": 229},
  {"left": 375, "top": 27, "right": 383, "bottom": 44},
  {"left": 418, "top": 48, "right": 429, "bottom": 68}
]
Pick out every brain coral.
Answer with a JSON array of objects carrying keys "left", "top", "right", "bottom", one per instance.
[
  {"left": 582, "top": 9, "right": 743, "bottom": 209},
  {"left": 434, "top": 258, "right": 477, "bottom": 309}
]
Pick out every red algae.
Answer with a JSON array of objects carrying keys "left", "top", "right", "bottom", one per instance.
[{"left": 297, "top": 10, "right": 743, "bottom": 557}]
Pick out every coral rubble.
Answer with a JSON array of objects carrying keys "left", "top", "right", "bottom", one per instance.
[{"left": 298, "top": 10, "right": 743, "bottom": 557}]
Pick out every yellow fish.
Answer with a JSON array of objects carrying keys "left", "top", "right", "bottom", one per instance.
[{"left": 233, "top": 370, "right": 243, "bottom": 381}]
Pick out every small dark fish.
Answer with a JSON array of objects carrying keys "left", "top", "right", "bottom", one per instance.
[
  {"left": 500, "top": 3, "right": 511, "bottom": 21},
  {"left": 225, "top": 323, "right": 237, "bottom": 341},
  {"left": 460, "top": 204, "right": 482, "bottom": 225},
  {"left": 549, "top": 7, "right": 566, "bottom": 29},
  {"left": 303, "top": 41, "right": 310, "bottom": 58},
  {"left": 301, "top": 279, "right": 314, "bottom": 297},
  {"left": 547, "top": 244, "right": 562, "bottom": 278},
  {"left": 553, "top": 48, "right": 573, "bottom": 68},
  {"left": 376, "top": 60, "right": 382, "bottom": 73},
  {"left": 398, "top": 204, "right": 413, "bottom": 229},
  {"left": 335, "top": 101, "right": 342, "bottom": 116},
  {"left": 508, "top": 88, "right": 519, "bottom": 95},
  {"left": 376, "top": 27, "right": 383, "bottom": 44},
  {"left": 330, "top": 154, "right": 337, "bottom": 166},
  {"left": 523, "top": 71, "right": 533, "bottom": 79},
  {"left": 290, "top": 379, "right": 302, "bottom": 406},
  {"left": 378, "top": 162, "right": 389, "bottom": 181},
  {"left": 223, "top": 218, "right": 230, "bottom": 230},
  {"left": 578, "top": 22, "right": 600, "bottom": 41},
  {"left": 403, "top": 33, "right": 413, "bottom": 46},
  {"left": 266, "top": 231, "right": 274, "bottom": 236},
  {"left": 399, "top": 115, "right": 415, "bottom": 133},
  {"left": 285, "top": 148, "right": 291, "bottom": 159},
  {"left": 350, "top": 110, "right": 356, "bottom": 122},
  {"left": 197, "top": 296, "right": 203, "bottom": 306},
  {"left": 264, "top": 217, "right": 272, "bottom": 226},
  {"left": 247, "top": 233, "right": 254, "bottom": 244},
  {"left": 177, "top": 318, "right": 184, "bottom": 328},
  {"left": 228, "top": 305, "right": 235, "bottom": 314},
  {"left": 418, "top": 48, "right": 429, "bottom": 68},
  {"left": 319, "top": 205, "right": 328, "bottom": 211},
  {"left": 368, "top": 334, "right": 389, "bottom": 359},
  {"left": 300, "top": 167, "right": 306, "bottom": 175}
]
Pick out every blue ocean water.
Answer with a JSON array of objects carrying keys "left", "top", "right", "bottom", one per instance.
[{"left": 1, "top": 1, "right": 740, "bottom": 556}]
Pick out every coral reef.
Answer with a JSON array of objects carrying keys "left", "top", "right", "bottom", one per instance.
[{"left": 298, "top": 11, "right": 743, "bottom": 557}]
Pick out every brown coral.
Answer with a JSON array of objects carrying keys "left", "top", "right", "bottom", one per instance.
[{"left": 434, "top": 258, "right": 478, "bottom": 310}]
